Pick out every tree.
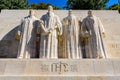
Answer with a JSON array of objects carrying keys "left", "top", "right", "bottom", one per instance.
[
  {"left": 31, "top": 2, "right": 60, "bottom": 10},
  {"left": 31, "top": 4, "right": 38, "bottom": 9},
  {"left": 107, "top": 4, "right": 120, "bottom": 10},
  {"left": 107, "top": 0, "right": 120, "bottom": 13},
  {"left": 0, "top": 0, "right": 30, "bottom": 9},
  {"left": 119, "top": 0, "right": 120, "bottom": 13},
  {"left": 66, "top": 0, "right": 109, "bottom": 10},
  {"left": 107, "top": 4, "right": 120, "bottom": 13}
]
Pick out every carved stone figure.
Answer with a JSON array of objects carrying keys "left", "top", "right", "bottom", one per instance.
[
  {"left": 39, "top": 6, "right": 62, "bottom": 59},
  {"left": 62, "top": 10, "right": 82, "bottom": 59},
  {"left": 16, "top": 10, "right": 39, "bottom": 59},
  {"left": 81, "top": 10, "right": 106, "bottom": 58}
]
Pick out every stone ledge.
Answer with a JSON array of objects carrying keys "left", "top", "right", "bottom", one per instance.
[
  {"left": 0, "top": 75, "right": 120, "bottom": 80},
  {"left": 0, "top": 59, "right": 120, "bottom": 76}
]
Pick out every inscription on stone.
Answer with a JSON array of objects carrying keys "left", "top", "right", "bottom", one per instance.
[
  {"left": 39, "top": 62, "right": 78, "bottom": 74},
  {"left": 40, "top": 64, "right": 49, "bottom": 72},
  {"left": 109, "top": 43, "right": 120, "bottom": 49},
  {"left": 51, "top": 62, "right": 69, "bottom": 74}
]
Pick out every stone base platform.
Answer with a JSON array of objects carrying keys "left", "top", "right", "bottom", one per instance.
[
  {"left": 0, "top": 59, "right": 120, "bottom": 80},
  {"left": 0, "top": 76, "right": 120, "bottom": 80}
]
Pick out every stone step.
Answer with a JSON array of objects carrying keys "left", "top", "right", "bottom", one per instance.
[{"left": 0, "top": 76, "right": 120, "bottom": 80}]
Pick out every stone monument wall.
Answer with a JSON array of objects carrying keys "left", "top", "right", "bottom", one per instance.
[{"left": 0, "top": 10, "right": 120, "bottom": 58}]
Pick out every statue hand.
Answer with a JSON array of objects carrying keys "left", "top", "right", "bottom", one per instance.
[
  {"left": 85, "top": 33, "right": 90, "bottom": 38},
  {"left": 83, "top": 31, "right": 90, "bottom": 39},
  {"left": 48, "top": 28, "right": 53, "bottom": 33}
]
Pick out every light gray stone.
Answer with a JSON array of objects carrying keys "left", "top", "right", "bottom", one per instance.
[
  {"left": 77, "top": 60, "right": 94, "bottom": 75},
  {"left": 0, "top": 60, "right": 6, "bottom": 75},
  {"left": 0, "top": 59, "right": 119, "bottom": 79},
  {"left": 94, "top": 59, "right": 114, "bottom": 76},
  {"left": 0, "top": 76, "right": 120, "bottom": 80},
  {"left": 112, "top": 59, "right": 120, "bottom": 75},
  {"left": 0, "top": 59, "right": 119, "bottom": 76},
  {"left": 0, "top": 10, "right": 120, "bottom": 58},
  {"left": 4, "top": 59, "right": 26, "bottom": 75}
]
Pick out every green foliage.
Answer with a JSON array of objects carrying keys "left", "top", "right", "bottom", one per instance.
[
  {"left": 107, "top": 4, "right": 120, "bottom": 10},
  {"left": 107, "top": 0, "right": 120, "bottom": 13},
  {"left": 31, "top": 2, "right": 60, "bottom": 10},
  {"left": 107, "top": 4, "right": 120, "bottom": 13},
  {"left": 66, "top": 0, "right": 109, "bottom": 10},
  {"left": 119, "top": 0, "right": 120, "bottom": 13},
  {"left": 0, "top": 0, "right": 30, "bottom": 9}
]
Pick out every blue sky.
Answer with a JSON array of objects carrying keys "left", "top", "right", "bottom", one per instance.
[
  {"left": 29, "top": 0, "right": 119, "bottom": 8},
  {"left": 107, "top": 0, "right": 118, "bottom": 6},
  {"left": 29, "top": 0, "right": 66, "bottom": 8}
]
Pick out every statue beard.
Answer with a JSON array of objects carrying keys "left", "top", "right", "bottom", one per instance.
[
  {"left": 48, "top": 11, "right": 54, "bottom": 17},
  {"left": 68, "top": 14, "right": 73, "bottom": 21}
]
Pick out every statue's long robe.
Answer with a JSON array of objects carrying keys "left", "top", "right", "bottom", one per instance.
[
  {"left": 81, "top": 16, "right": 106, "bottom": 58},
  {"left": 39, "top": 12, "right": 62, "bottom": 59},
  {"left": 17, "top": 16, "right": 38, "bottom": 58},
  {"left": 62, "top": 15, "right": 82, "bottom": 59}
]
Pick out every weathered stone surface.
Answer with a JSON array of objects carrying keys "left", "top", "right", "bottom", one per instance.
[
  {"left": 0, "top": 59, "right": 119, "bottom": 76},
  {"left": 0, "top": 10, "right": 120, "bottom": 80},
  {"left": 0, "top": 76, "right": 120, "bottom": 80},
  {"left": 0, "top": 59, "right": 119, "bottom": 79},
  {"left": 0, "top": 10, "right": 120, "bottom": 58},
  {"left": 4, "top": 60, "right": 26, "bottom": 75},
  {"left": 0, "top": 60, "right": 6, "bottom": 75},
  {"left": 93, "top": 59, "right": 114, "bottom": 76},
  {"left": 112, "top": 59, "right": 120, "bottom": 76}
]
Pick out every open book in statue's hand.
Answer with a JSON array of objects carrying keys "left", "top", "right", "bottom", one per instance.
[
  {"left": 15, "top": 31, "right": 21, "bottom": 40},
  {"left": 83, "top": 31, "right": 91, "bottom": 39}
]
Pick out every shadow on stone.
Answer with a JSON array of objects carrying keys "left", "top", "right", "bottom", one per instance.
[{"left": 0, "top": 26, "right": 20, "bottom": 58}]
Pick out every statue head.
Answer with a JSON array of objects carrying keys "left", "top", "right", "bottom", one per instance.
[
  {"left": 48, "top": 5, "right": 53, "bottom": 13},
  {"left": 29, "top": 10, "right": 35, "bottom": 17},
  {"left": 68, "top": 10, "right": 72, "bottom": 16},
  {"left": 88, "top": 10, "right": 93, "bottom": 17}
]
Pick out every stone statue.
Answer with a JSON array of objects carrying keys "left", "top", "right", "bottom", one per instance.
[
  {"left": 39, "top": 6, "right": 62, "bottom": 59},
  {"left": 16, "top": 10, "right": 39, "bottom": 59},
  {"left": 81, "top": 10, "right": 106, "bottom": 59},
  {"left": 62, "top": 10, "right": 82, "bottom": 59}
]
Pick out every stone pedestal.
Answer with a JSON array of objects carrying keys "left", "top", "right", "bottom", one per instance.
[{"left": 0, "top": 59, "right": 120, "bottom": 80}]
